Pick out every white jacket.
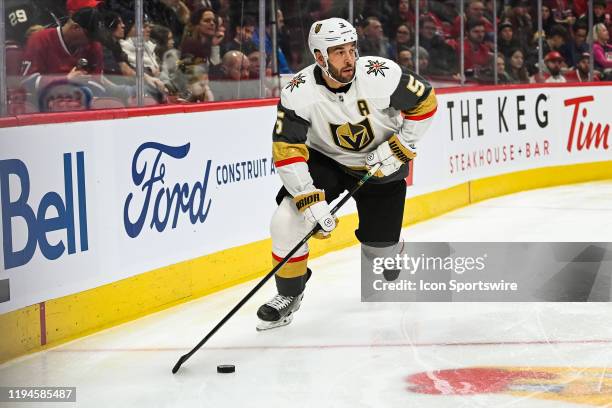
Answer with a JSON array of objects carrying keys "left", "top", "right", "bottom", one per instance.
[{"left": 120, "top": 38, "right": 160, "bottom": 76}]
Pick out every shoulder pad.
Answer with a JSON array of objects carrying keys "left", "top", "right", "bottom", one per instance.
[
  {"left": 355, "top": 56, "right": 402, "bottom": 98},
  {"left": 280, "top": 64, "right": 317, "bottom": 112},
  {"left": 389, "top": 69, "right": 433, "bottom": 112}
]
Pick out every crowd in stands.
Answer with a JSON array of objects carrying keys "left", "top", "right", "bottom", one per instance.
[
  {"left": 350, "top": 0, "right": 612, "bottom": 84},
  {"left": 4, "top": 0, "right": 612, "bottom": 113}
]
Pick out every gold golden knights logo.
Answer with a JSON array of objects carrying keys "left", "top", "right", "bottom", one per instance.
[{"left": 329, "top": 118, "right": 375, "bottom": 151}]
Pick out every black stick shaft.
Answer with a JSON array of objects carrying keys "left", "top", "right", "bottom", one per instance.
[{"left": 172, "top": 164, "right": 380, "bottom": 374}]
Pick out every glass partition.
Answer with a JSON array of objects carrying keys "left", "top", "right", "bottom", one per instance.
[{"left": 1, "top": 0, "right": 609, "bottom": 116}]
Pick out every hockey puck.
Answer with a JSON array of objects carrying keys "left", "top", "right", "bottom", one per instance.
[{"left": 217, "top": 364, "right": 235, "bottom": 374}]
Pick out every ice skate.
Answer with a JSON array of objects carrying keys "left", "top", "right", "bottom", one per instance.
[{"left": 256, "top": 293, "right": 304, "bottom": 331}]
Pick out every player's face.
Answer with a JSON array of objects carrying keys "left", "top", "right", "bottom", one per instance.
[{"left": 325, "top": 42, "right": 357, "bottom": 83}]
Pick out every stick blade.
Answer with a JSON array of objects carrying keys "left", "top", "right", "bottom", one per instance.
[{"left": 172, "top": 355, "right": 187, "bottom": 374}]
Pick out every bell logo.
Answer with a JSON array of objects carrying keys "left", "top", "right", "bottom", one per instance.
[
  {"left": 0, "top": 152, "right": 88, "bottom": 270},
  {"left": 564, "top": 96, "right": 610, "bottom": 152}
]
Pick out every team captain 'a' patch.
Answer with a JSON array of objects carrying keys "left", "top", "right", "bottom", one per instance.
[
  {"left": 329, "top": 118, "right": 375, "bottom": 151},
  {"left": 286, "top": 73, "right": 306, "bottom": 92},
  {"left": 365, "top": 59, "right": 389, "bottom": 77}
]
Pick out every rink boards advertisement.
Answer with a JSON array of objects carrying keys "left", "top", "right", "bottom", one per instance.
[{"left": 0, "top": 84, "right": 611, "bottom": 314}]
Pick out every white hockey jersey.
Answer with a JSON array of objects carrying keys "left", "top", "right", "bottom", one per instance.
[{"left": 272, "top": 56, "right": 437, "bottom": 196}]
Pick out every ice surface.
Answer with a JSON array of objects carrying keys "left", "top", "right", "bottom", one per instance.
[{"left": 1, "top": 181, "right": 612, "bottom": 407}]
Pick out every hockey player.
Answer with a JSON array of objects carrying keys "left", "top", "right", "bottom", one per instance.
[{"left": 256, "top": 17, "right": 437, "bottom": 330}]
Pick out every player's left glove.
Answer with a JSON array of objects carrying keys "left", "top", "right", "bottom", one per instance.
[{"left": 365, "top": 134, "right": 417, "bottom": 177}]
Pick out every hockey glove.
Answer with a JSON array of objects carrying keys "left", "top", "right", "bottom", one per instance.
[
  {"left": 366, "top": 134, "right": 417, "bottom": 177},
  {"left": 293, "top": 189, "right": 337, "bottom": 238}
]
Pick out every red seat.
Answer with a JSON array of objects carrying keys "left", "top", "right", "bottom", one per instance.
[
  {"left": 127, "top": 96, "right": 161, "bottom": 107},
  {"left": 8, "top": 101, "right": 37, "bottom": 115},
  {"left": 91, "top": 97, "right": 126, "bottom": 109}
]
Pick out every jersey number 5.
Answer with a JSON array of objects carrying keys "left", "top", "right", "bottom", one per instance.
[
  {"left": 406, "top": 75, "right": 425, "bottom": 97},
  {"left": 275, "top": 110, "right": 286, "bottom": 134}
]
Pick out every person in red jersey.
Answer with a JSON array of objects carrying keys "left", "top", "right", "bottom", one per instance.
[
  {"left": 21, "top": 7, "right": 105, "bottom": 94},
  {"left": 564, "top": 52, "right": 601, "bottom": 82}
]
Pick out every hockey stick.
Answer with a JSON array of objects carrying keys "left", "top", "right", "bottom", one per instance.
[{"left": 172, "top": 163, "right": 382, "bottom": 374}]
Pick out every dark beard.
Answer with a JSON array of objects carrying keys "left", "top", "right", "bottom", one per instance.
[{"left": 327, "top": 62, "right": 353, "bottom": 83}]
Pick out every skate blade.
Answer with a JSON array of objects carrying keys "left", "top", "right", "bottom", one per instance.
[{"left": 256, "top": 314, "right": 294, "bottom": 331}]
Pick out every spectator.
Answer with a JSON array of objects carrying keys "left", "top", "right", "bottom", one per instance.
[
  {"left": 460, "top": 19, "right": 492, "bottom": 78},
  {"left": 186, "top": 0, "right": 220, "bottom": 13},
  {"left": 120, "top": 14, "right": 161, "bottom": 77},
  {"left": 209, "top": 50, "right": 258, "bottom": 100},
  {"left": 390, "top": 0, "right": 416, "bottom": 31},
  {"left": 21, "top": 7, "right": 105, "bottom": 94},
  {"left": 577, "top": 0, "right": 610, "bottom": 27},
  {"left": 396, "top": 46, "right": 414, "bottom": 71},
  {"left": 389, "top": 0, "right": 447, "bottom": 37},
  {"left": 497, "top": 20, "right": 520, "bottom": 59},
  {"left": 540, "top": 51, "right": 567, "bottom": 82},
  {"left": 565, "top": 52, "right": 601, "bottom": 82},
  {"left": 572, "top": 0, "right": 588, "bottom": 19},
  {"left": 560, "top": 22, "right": 588, "bottom": 68},
  {"left": 25, "top": 25, "right": 45, "bottom": 40},
  {"left": 180, "top": 7, "right": 223, "bottom": 68},
  {"left": 496, "top": 55, "right": 513, "bottom": 84},
  {"left": 307, "top": 0, "right": 347, "bottom": 23},
  {"left": 100, "top": 11, "right": 134, "bottom": 80},
  {"left": 451, "top": 0, "right": 494, "bottom": 38},
  {"left": 388, "top": 23, "right": 413, "bottom": 61},
  {"left": 222, "top": 14, "right": 257, "bottom": 55},
  {"left": 592, "top": 23, "right": 612, "bottom": 78},
  {"left": 502, "top": 0, "right": 533, "bottom": 51},
  {"left": 5, "top": 0, "right": 49, "bottom": 78},
  {"left": 541, "top": 5, "right": 556, "bottom": 35},
  {"left": 251, "top": 15, "right": 292, "bottom": 74},
  {"left": 246, "top": 49, "right": 272, "bottom": 79},
  {"left": 543, "top": 25, "right": 568, "bottom": 57},
  {"left": 409, "top": 46, "right": 431, "bottom": 77},
  {"left": 150, "top": 24, "right": 176, "bottom": 64},
  {"left": 418, "top": 16, "right": 457, "bottom": 76},
  {"left": 506, "top": 48, "right": 530, "bottom": 83},
  {"left": 172, "top": 60, "right": 214, "bottom": 102},
  {"left": 359, "top": 16, "right": 391, "bottom": 59},
  {"left": 547, "top": 0, "right": 576, "bottom": 28},
  {"left": 210, "top": 50, "right": 249, "bottom": 80},
  {"left": 526, "top": 24, "right": 567, "bottom": 72},
  {"left": 430, "top": 0, "right": 459, "bottom": 27},
  {"left": 66, "top": 0, "right": 102, "bottom": 14},
  {"left": 160, "top": 0, "right": 191, "bottom": 26}
]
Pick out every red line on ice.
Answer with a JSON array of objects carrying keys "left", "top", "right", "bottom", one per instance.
[{"left": 49, "top": 338, "right": 612, "bottom": 353}]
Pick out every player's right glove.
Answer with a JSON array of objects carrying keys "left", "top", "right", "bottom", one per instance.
[
  {"left": 293, "top": 189, "right": 337, "bottom": 238},
  {"left": 366, "top": 134, "right": 417, "bottom": 177}
]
